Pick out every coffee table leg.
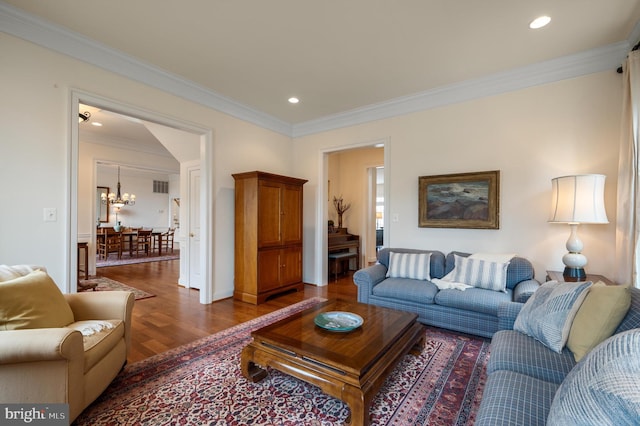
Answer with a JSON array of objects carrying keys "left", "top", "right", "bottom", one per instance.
[
  {"left": 241, "top": 345, "right": 268, "bottom": 383},
  {"left": 410, "top": 334, "right": 426, "bottom": 356},
  {"left": 342, "top": 384, "right": 370, "bottom": 426}
]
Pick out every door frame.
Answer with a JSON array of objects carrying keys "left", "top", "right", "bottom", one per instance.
[
  {"left": 69, "top": 89, "right": 215, "bottom": 304},
  {"left": 315, "top": 137, "right": 390, "bottom": 286}
]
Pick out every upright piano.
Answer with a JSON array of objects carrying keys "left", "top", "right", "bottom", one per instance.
[{"left": 328, "top": 228, "right": 360, "bottom": 280}]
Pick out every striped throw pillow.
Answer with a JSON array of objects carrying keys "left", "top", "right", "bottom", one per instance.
[
  {"left": 450, "top": 254, "right": 509, "bottom": 292},
  {"left": 514, "top": 280, "right": 593, "bottom": 353},
  {"left": 386, "top": 252, "right": 431, "bottom": 281}
]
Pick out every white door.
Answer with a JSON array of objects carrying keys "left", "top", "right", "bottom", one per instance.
[{"left": 188, "top": 168, "right": 201, "bottom": 289}]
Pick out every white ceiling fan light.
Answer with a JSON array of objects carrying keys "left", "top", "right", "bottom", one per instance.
[{"left": 529, "top": 15, "right": 551, "bottom": 29}]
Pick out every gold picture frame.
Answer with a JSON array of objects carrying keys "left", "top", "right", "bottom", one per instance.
[{"left": 418, "top": 170, "right": 500, "bottom": 229}]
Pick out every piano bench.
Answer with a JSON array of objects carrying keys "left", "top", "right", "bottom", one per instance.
[{"left": 328, "top": 252, "right": 358, "bottom": 282}]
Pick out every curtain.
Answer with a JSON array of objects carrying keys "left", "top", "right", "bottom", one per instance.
[{"left": 616, "top": 50, "right": 640, "bottom": 287}]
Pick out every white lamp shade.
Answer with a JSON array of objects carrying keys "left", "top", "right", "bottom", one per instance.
[{"left": 549, "top": 174, "right": 608, "bottom": 224}]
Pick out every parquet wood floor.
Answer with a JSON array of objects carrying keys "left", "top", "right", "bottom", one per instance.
[{"left": 96, "top": 260, "right": 358, "bottom": 363}]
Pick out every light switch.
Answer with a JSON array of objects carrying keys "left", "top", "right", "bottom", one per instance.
[
  {"left": 44, "top": 208, "right": 57, "bottom": 222},
  {"left": 392, "top": 213, "right": 399, "bottom": 223}
]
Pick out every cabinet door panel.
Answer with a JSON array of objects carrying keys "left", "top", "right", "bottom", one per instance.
[
  {"left": 281, "top": 184, "right": 303, "bottom": 245},
  {"left": 257, "top": 181, "right": 282, "bottom": 247},
  {"left": 258, "top": 249, "right": 282, "bottom": 291},
  {"left": 280, "top": 247, "right": 302, "bottom": 286}
]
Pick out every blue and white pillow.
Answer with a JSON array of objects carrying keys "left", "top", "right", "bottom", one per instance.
[
  {"left": 547, "top": 329, "right": 640, "bottom": 425},
  {"left": 449, "top": 254, "right": 509, "bottom": 292},
  {"left": 386, "top": 252, "right": 431, "bottom": 281},
  {"left": 514, "top": 280, "right": 593, "bottom": 353}
]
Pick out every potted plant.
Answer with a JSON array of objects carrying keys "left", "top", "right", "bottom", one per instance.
[{"left": 333, "top": 196, "right": 351, "bottom": 229}]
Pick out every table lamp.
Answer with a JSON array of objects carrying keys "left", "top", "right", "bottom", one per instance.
[{"left": 549, "top": 174, "right": 608, "bottom": 281}]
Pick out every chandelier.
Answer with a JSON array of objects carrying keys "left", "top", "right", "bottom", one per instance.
[{"left": 102, "top": 166, "right": 136, "bottom": 208}]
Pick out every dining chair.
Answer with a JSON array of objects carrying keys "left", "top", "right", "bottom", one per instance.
[
  {"left": 97, "top": 227, "right": 122, "bottom": 260},
  {"left": 155, "top": 228, "right": 176, "bottom": 255},
  {"left": 133, "top": 229, "right": 153, "bottom": 257}
]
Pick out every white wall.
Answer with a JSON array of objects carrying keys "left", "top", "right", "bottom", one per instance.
[
  {"left": 293, "top": 71, "right": 622, "bottom": 284},
  {"left": 95, "top": 168, "right": 176, "bottom": 230},
  {"left": 0, "top": 33, "right": 293, "bottom": 295},
  {"left": 79, "top": 143, "right": 180, "bottom": 236}
]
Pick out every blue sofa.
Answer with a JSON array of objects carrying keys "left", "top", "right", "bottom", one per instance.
[
  {"left": 476, "top": 286, "right": 640, "bottom": 425},
  {"left": 353, "top": 248, "right": 541, "bottom": 338}
]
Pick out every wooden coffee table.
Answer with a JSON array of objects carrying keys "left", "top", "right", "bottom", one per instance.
[{"left": 241, "top": 299, "right": 426, "bottom": 425}]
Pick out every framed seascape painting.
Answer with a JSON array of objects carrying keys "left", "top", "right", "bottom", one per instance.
[{"left": 418, "top": 170, "right": 500, "bottom": 229}]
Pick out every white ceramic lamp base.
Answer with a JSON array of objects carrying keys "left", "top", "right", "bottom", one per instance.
[{"left": 562, "top": 223, "right": 587, "bottom": 281}]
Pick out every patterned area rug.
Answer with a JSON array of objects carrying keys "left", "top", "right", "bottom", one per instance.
[
  {"left": 75, "top": 298, "right": 489, "bottom": 425},
  {"left": 96, "top": 250, "right": 180, "bottom": 268},
  {"left": 79, "top": 276, "right": 155, "bottom": 300}
]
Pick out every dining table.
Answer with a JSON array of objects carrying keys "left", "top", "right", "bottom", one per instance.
[{"left": 97, "top": 228, "right": 165, "bottom": 257}]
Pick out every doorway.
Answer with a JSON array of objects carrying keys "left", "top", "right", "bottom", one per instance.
[
  {"left": 321, "top": 140, "right": 388, "bottom": 285},
  {"left": 70, "top": 90, "right": 214, "bottom": 303}
]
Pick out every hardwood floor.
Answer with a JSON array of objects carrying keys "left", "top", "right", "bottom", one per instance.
[{"left": 96, "top": 260, "right": 358, "bottom": 363}]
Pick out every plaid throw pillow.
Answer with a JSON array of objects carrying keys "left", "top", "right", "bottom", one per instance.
[
  {"left": 514, "top": 280, "right": 593, "bottom": 353},
  {"left": 386, "top": 252, "right": 431, "bottom": 281},
  {"left": 450, "top": 254, "right": 509, "bottom": 292}
]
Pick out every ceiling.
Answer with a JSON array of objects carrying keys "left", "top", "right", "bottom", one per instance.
[
  {"left": 79, "top": 104, "right": 171, "bottom": 156},
  {"left": 4, "top": 1, "right": 640, "bottom": 134}
]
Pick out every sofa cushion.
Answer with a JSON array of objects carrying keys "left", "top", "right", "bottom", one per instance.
[
  {"left": 547, "top": 329, "right": 640, "bottom": 425},
  {"left": 68, "top": 319, "right": 124, "bottom": 372},
  {"left": 514, "top": 280, "right": 592, "bottom": 353},
  {"left": 567, "top": 282, "right": 631, "bottom": 361},
  {"left": 0, "top": 270, "right": 75, "bottom": 330},
  {"left": 372, "top": 277, "right": 438, "bottom": 304},
  {"left": 475, "top": 370, "right": 559, "bottom": 426},
  {"left": 448, "top": 254, "right": 509, "bottom": 292},
  {"left": 435, "top": 287, "right": 511, "bottom": 316},
  {"left": 386, "top": 251, "right": 431, "bottom": 280},
  {"left": 488, "top": 330, "right": 576, "bottom": 384}
]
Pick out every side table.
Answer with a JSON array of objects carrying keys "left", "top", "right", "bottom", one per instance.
[
  {"left": 77, "top": 242, "right": 97, "bottom": 291},
  {"left": 546, "top": 270, "right": 615, "bottom": 286}
]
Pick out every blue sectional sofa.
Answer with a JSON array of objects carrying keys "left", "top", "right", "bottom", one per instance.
[
  {"left": 476, "top": 286, "right": 640, "bottom": 425},
  {"left": 353, "top": 248, "right": 541, "bottom": 338}
]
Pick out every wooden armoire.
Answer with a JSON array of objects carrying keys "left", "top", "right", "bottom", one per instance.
[{"left": 232, "top": 171, "right": 307, "bottom": 304}]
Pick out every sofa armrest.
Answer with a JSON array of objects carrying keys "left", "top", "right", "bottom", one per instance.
[
  {"left": 353, "top": 264, "right": 387, "bottom": 303},
  {"left": 0, "top": 329, "right": 85, "bottom": 416},
  {"left": 65, "top": 291, "right": 135, "bottom": 352},
  {"left": 0, "top": 328, "right": 84, "bottom": 364},
  {"left": 512, "top": 279, "right": 540, "bottom": 303},
  {"left": 497, "top": 301, "right": 525, "bottom": 331}
]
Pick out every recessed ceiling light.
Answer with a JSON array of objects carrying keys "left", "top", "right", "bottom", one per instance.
[
  {"left": 91, "top": 122, "right": 103, "bottom": 127},
  {"left": 529, "top": 16, "right": 551, "bottom": 29},
  {"left": 288, "top": 97, "right": 300, "bottom": 104}
]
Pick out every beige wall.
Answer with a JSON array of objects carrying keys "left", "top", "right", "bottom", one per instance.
[
  {"left": 293, "top": 71, "right": 622, "bottom": 283},
  {"left": 0, "top": 33, "right": 293, "bottom": 296},
  {"left": 0, "top": 30, "right": 625, "bottom": 292}
]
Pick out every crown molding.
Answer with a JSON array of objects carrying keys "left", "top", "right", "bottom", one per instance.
[
  {"left": 0, "top": 1, "right": 631, "bottom": 139},
  {"left": 292, "top": 42, "right": 629, "bottom": 137},
  {"left": 0, "top": 2, "right": 292, "bottom": 136}
]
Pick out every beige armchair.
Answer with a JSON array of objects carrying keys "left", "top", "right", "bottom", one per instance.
[{"left": 0, "top": 265, "right": 135, "bottom": 422}]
